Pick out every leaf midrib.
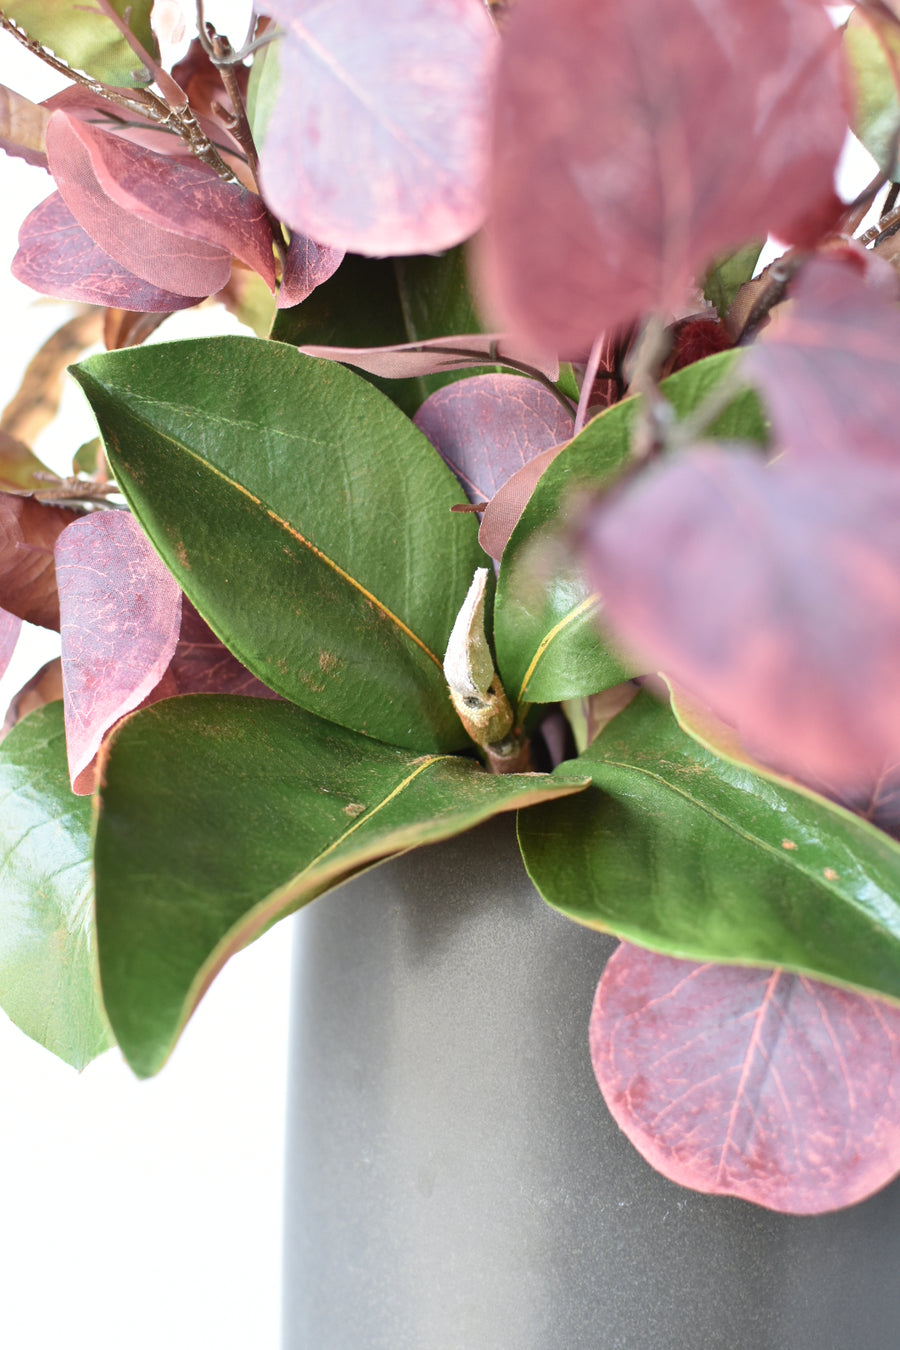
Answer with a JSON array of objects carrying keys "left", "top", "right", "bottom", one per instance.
[{"left": 117, "top": 417, "right": 444, "bottom": 671}]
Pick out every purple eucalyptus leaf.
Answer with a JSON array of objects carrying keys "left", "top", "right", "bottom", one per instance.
[
  {"left": 13, "top": 192, "right": 202, "bottom": 311},
  {"left": 592, "top": 944, "right": 900, "bottom": 1214},
  {"left": 258, "top": 0, "right": 497, "bottom": 255},
  {"left": 56, "top": 512, "right": 182, "bottom": 794}
]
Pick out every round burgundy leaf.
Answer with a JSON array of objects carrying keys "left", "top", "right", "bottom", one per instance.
[
  {"left": 483, "top": 0, "right": 845, "bottom": 352},
  {"left": 591, "top": 944, "right": 900, "bottom": 1214}
]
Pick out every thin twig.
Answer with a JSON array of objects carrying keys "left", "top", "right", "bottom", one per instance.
[
  {"left": 624, "top": 314, "right": 673, "bottom": 465},
  {"left": 573, "top": 334, "right": 604, "bottom": 437}
]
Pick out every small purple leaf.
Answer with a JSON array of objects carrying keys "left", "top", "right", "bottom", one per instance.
[
  {"left": 277, "top": 231, "right": 344, "bottom": 308},
  {"left": 591, "top": 944, "right": 900, "bottom": 1214},
  {"left": 13, "top": 192, "right": 201, "bottom": 312},
  {"left": 414, "top": 373, "right": 573, "bottom": 500}
]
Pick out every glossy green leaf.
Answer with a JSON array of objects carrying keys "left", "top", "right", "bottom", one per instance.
[
  {"left": 94, "top": 694, "right": 587, "bottom": 1077},
  {"left": 519, "top": 692, "right": 900, "bottom": 1004},
  {"left": 0, "top": 701, "right": 113, "bottom": 1068},
  {"left": 844, "top": 8, "right": 900, "bottom": 179},
  {"left": 4, "top": 1, "right": 157, "bottom": 88},
  {"left": 494, "top": 350, "right": 767, "bottom": 708},
  {"left": 703, "top": 241, "right": 764, "bottom": 318},
  {"left": 73, "top": 337, "right": 482, "bottom": 752},
  {"left": 270, "top": 249, "right": 492, "bottom": 416}
]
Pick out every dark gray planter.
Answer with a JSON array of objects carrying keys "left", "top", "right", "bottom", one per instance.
[{"left": 283, "top": 815, "right": 900, "bottom": 1349}]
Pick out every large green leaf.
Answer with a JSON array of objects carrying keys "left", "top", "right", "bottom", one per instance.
[
  {"left": 0, "top": 701, "right": 113, "bottom": 1068},
  {"left": 271, "top": 249, "right": 491, "bottom": 416},
  {"left": 519, "top": 693, "right": 900, "bottom": 1003},
  {"left": 73, "top": 337, "right": 482, "bottom": 752},
  {"left": 94, "top": 694, "right": 587, "bottom": 1076},
  {"left": 4, "top": 1, "right": 157, "bottom": 88},
  {"left": 494, "top": 350, "right": 767, "bottom": 708}
]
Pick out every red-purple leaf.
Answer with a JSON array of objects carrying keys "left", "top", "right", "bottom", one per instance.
[
  {"left": 0, "top": 491, "right": 79, "bottom": 629},
  {"left": 55, "top": 512, "right": 182, "bottom": 794},
  {"left": 743, "top": 258, "right": 900, "bottom": 468},
  {"left": 13, "top": 192, "right": 201, "bottom": 312},
  {"left": 161, "top": 600, "right": 281, "bottom": 700},
  {"left": 414, "top": 373, "right": 573, "bottom": 500},
  {"left": 277, "top": 231, "right": 345, "bottom": 309},
  {"left": 591, "top": 944, "right": 900, "bottom": 1214},
  {"left": 258, "top": 0, "right": 497, "bottom": 254},
  {"left": 477, "top": 444, "right": 567, "bottom": 561},
  {"left": 0, "top": 605, "right": 21, "bottom": 682},
  {"left": 49, "top": 110, "right": 277, "bottom": 290},
  {"left": 300, "top": 334, "right": 559, "bottom": 381},
  {"left": 483, "top": 0, "right": 846, "bottom": 352},
  {"left": 580, "top": 445, "right": 900, "bottom": 786},
  {"left": 45, "top": 111, "right": 233, "bottom": 298}
]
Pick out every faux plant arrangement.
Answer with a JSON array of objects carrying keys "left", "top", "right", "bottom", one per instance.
[{"left": 4, "top": 0, "right": 900, "bottom": 1225}]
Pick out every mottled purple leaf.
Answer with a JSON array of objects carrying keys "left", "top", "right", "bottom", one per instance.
[
  {"left": 484, "top": 0, "right": 846, "bottom": 352},
  {"left": 414, "top": 373, "right": 573, "bottom": 500},
  {"left": 592, "top": 944, "right": 900, "bottom": 1214},
  {"left": 13, "top": 192, "right": 201, "bottom": 311},
  {"left": 55, "top": 512, "right": 182, "bottom": 794},
  {"left": 744, "top": 257, "right": 900, "bottom": 467},
  {"left": 45, "top": 111, "right": 233, "bottom": 297},
  {"left": 581, "top": 445, "right": 900, "bottom": 786},
  {"left": 300, "top": 334, "right": 559, "bottom": 381},
  {"left": 277, "top": 231, "right": 344, "bottom": 309},
  {"left": 0, "top": 491, "right": 79, "bottom": 629},
  {"left": 258, "top": 0, "right": 497, "bottom": 254}
]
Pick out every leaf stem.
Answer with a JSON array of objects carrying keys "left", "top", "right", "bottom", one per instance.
[{"left": 573, "top": 334, "right": 604, "bottom": 437}]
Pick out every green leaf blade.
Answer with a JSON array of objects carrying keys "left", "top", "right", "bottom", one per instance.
[
  {"left": 73, "top": 336, "right": 482, "bottom": 752},
  {"left": 94, "top": 695, "right": 587, "bottom": 1077},
  {"left": 0, "top": 702, "right": 113, "bottom": 1068},
  {"left": 495, "top": 350, "right": 767, "bottom": 707},
  {"left": 4, "top": 1, "right": 157, "bottom": 88},
  {"left": 271, "top": 249, "right": 492, "bottom": 416},
  {"left": 519, "top": 693, "right": 900, "bottom": 1004}
]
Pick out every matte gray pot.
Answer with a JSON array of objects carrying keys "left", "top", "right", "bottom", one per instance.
[{"left": 283, "top": 816, "right": 900, "bottom": 1349}]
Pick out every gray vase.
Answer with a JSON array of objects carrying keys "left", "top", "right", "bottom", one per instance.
[{"left": 283, "top": 815, "right": 900, "bottom": 1349}]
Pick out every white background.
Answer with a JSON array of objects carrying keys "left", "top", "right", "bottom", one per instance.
[{"left": 0, "top": 5, "right": 294, "bottom": 1348}]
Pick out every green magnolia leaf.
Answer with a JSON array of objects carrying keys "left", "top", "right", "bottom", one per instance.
[
  {"left": 844, "top": 8, "right": 900, "bottom": 179},
  {"left": 73, "top": 336, "right": 482, "bottom": 753},
  {"left": 519, "top": 692, "right": 900, "bottom": 1003},
  {"left": 703, "top": 241, "right": 764, "bottom": 318},
  {"left": 0, "top": 701, "right": 113, "bottom": 1068},
  {"left": 94, "top": 694, "right": 588, "bottom": 1076},
  {"left": 494, "top": 350, "right": 767, "bottom": 708},
  {"left": 271, "top": 249, "right": 491, "bottom": 415},
  {"left": 4, "top": 0, "right": 158, "bottom": 88}
]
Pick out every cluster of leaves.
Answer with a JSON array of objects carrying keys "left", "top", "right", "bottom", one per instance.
[{"left": 5, "top": 0, "right": 900, "bottom": 1218}]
